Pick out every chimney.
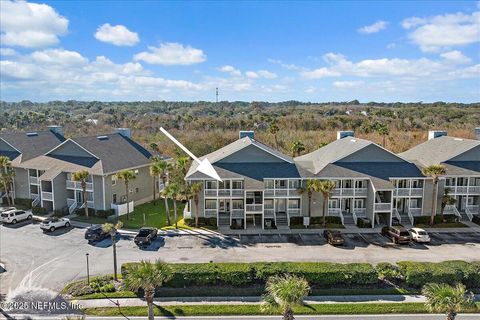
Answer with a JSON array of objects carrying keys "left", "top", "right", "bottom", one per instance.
[
  {"left": 475, "top": 127, "right": 480, "bottom": 140},
  {"left": 239, "top": 130, "right": 254, "bottom": 140},
  {"left": 48, "top": 125, "right": 64, "bottom": 137},
  {"left": 336, "top": 130, "right": 354, "bottom": 140},
  {"left": 115, "top": 128, "right": 132, "bottom": 138},
  {"left": 428, "top": 130, "right": 447, "bottom": 140}
]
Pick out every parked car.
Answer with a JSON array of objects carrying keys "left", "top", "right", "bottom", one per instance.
[
  {"left": 0, "top": 210, "right": 32, "bottom": 224},
  {"left": 381, "top": 226, "right": 412, "bottom": 244},
  {"left": 134, "top": 227, "right": 158, "bottom": 246},
  {"left": 40, "top": 217, "right": 71, "bottom": 232},
  {"left": 409, "top": 228, "right": 431, "bottom": 243},
  {"left": 323, "top": 229, "right": 345, "bottom": 246},
  {"left": 84, "top": 225, "right": 110, "bottom": 243}
]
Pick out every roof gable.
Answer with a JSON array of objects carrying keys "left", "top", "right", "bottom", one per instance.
[
  {"left": 218, "top": 144, "right": 287, "bottom": 163},
  {"left": 450, "top": 145, "right": 480, "bottom": 162},
  {"left": 0, "top": 130, "right": 65, "bottom": 162},
  {"left": 338, "top": 143, "right": 404, "bottom": 163}
]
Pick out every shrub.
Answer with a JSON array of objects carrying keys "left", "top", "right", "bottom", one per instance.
[
  {"left": 472, "top": 215, "right": 480, "bottom": 226},
  {"left": 357, "top": 218, "right": 371, "bottom": 228},
  {"left": 414, "top": 214, "right": 458, "bottom": 225},
  {"left": 311, "top": 216, "right": 342, "bottom": 225},
  {"left": 397, "top": 261, "right": 480, "bottom": 288},
  {"left": 32, "top": 207, "right": 48, "bottom": 215},
  {"left": 14, "top": 198, "right": 33, "bottom": 209},
  {"left": 376, "top": 263, "right": 404, "bottom": 282},
  {"left": 96, "top": 209, "right": 115, "bottom": 218},
  {"left": 290, "top": 217, "right": 303, "bottom": 226},
  {"left": 183, "top": 218, "right": 194, "bottom": 226},
  {"left": 76, "top": 208, "right": 96, "bottom": 216}
]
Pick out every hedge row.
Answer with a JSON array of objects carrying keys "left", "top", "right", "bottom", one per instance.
[
  {"left": 122, "top": 262, "right": 378, "bottom": 287},
  {"left": 397, "top": 261, "right": 480, "bottom": 288},
  {"left": 121, "top": 261, "right": 480, "bottom": 289},
  {"left": 414, "top": 214, "right": 458, "bottom": 225}
]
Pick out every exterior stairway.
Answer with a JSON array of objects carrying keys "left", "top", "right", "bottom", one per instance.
[
  {"left": 218, "top": 212, "right": 230, "bottom": 226},
  {"left": 398, "top": 213, "right": 412, "bottom": 226},
  {"left": 276, "top": 212, "right": 288, "bottom": 227},
  {"left": 343, "top": 212, "right": 355, "bottom": 225}
]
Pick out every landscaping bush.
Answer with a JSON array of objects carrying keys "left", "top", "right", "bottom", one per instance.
[
  {"left": 472, "top": 215, "right": 480, "bottom": 226},
  {"left": 357, "top": 218, "right": 371, "bottom": 228},
  {"left": 414, "top": 214, "right": 458, "bottom": 225},
  {"left": 183, "top": 218, "right": 194, "bottom": 226},
  {"left": 75, "top": 207, "right": 96, "bottom": 216},
  {"left": 14, "top": 198, "right": 33, "bottom": 209},
  {"left": 397, "top": 261, "right": 480, "bottom": 288},
  {"left": 96, "top": 209, "right": 115, "bottom": 218},
  {"left": 32, "top": 206, "right": 48, "bottom": 215},
  {"left": 253, "top": 262, "right": 378, "bottom": 286},
  {"left": 375, "top": 263, "right": 404, "bottom": 282},
  {"left": 290, "top": 217, "right": 303, "bottom": 226},
  {"left": 311, "top": 216, "right": 342, "bottom": 225}
]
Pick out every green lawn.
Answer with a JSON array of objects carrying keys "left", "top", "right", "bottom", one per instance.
[
  {"left": 84, "top": 302, "right": 480, "bottom": 317},
  {"left": 72, "top": 199, "right": 185, "bottom": 229}
]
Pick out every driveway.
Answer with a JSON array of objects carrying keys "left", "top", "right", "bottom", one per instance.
[{"left": 1, "top": 220, "right": 480, "bottom": 295}]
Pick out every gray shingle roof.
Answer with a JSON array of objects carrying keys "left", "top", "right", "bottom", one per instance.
[
  {"left": 0, "top": 130, "right": 65, "bottom": 162},
  {"left": 399, "top": 136, "right": 480, "bottom": 167}
]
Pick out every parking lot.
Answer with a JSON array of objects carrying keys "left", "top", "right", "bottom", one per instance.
[{"left": 1, "top": 220, "right": 480, "bottom": 295}]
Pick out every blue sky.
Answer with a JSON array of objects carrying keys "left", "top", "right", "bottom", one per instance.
[{"left": 1, "top": 0, "right": 479, "bottom": 102}]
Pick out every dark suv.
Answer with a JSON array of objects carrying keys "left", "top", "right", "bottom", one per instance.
[
  {"left": 323, "top": 229, "right": 345, "bottom": 246},
  {"left": 134, "top": 227, "right": 158, "bottom": 246},
  {"left": 381, "top": 226, "right": 412, "bottom": 244},
  {"left": 85, "top": 225, "right": 110, "bottom": 243}
]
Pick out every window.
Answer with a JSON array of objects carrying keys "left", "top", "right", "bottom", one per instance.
[
  {"left": 354, "top": 199, "right": 365, "bottom": 209},
  {"left": 205, "top": 181, "right": 217, "bottom": 190},
  {"left": 288, "top": 180, "right": 300, "bottom": 189},
  {"left": 219, "top": 180, "right": 230, "bottom": 190},
  {"left": 205, "top": 199, "right": 217, "bottom": 209},
  {"left": 343, "top": 180, "right": 352, "bottom": 188},
  {"left": 264, "top": 179, "right": 274, "bottom": 189},
  {"left": 411, "top": 180, "right": 423, "bottom": 188},
  {"left": 275, "top": 180, "right": 287, "bottom": 189},
  {"left": 112, "top": 194, "right": 117, "bottom": 203},
  {"left": 135, "top": 187, "right": 139, "bottom": 193},
  {"left": 355, "top": 180, "right": 365, "bottom": 188},
  {"left": 111, "top": 175, "right": 117, "bottom": 186},
  {"left": 328, "top": 199, "right": 339, "bottom": 208},
  {"left": 232, "top": 180, "right": 243, "bottom": 190},
  {"left": 232, "top": 199, "right": 244, "bottom": 209},
  {"left": 288, "top": 199, "right": 300, "bottom": 209},
  {"left": 264, "top": 199, "right": 274, "bottom": 209}
]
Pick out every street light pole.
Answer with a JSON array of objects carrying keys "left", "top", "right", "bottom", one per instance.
[{"left": 86, "top": 253, "right": 90, "bottom": 285}]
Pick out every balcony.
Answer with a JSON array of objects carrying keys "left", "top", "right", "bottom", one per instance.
[
  {"left": 353, "top": 208, "right": 367, "bottom": 216},
  {"left": 264, "top": 208, "right": 275, "bottom": 218},
  {"left": 204, "top": 189, "right": 244, "bottom": 197},
  {"left": 374, "top": 203, "right": 391, "bottom": 211},
  {"left": 288, "top": 208, "right": 301, "bottom": 216},
  {"left": 42, "top": 191, "right": 53, "bottom": 201},
  {"left": 408, "top": 207, "right": 422, "bottom": 216},
  {"left": 231, "top": 209, "right": 245, "bottom": 218},
  {"left": 204, "top": 209, "right": 217, "bottom": 217},
  {"left": 394, "top": 188, "right": 423, "bottom": 197},
  {"left": 29, "top": 176, "right": 39, "bottom": 185},
  {"left": 245, "top": 204, "right": 262, "bottom": 212},
  {"left": 332, "top": 188, "right": 367, "bottom": 197},
  {"left": 66, "top": 180, "right": 93, "bottom": 191}
]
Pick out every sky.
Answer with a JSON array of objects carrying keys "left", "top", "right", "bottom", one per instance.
[{"left": 0, "top": 0, "right": 479, "bottom": 102}]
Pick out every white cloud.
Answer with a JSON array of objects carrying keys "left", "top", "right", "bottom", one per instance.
[
  {"left": 386, "top": 43, "right": 396, "bottom": 49},
  {"left": 268, "top": 58, "right": 301, "bottom": 70},
  {"left": 0, "top": 48, "right": 17, "bottom": 56},
  {"left": 333, "top": 80, "right": 364, "bottom": 88},
  {"left": 94, "top": 23, "right": 139, "bottom": 46},
  {"left": 257, "top": 70, "right": 277, "bottom": 79},
  {"left": 134, "top": 42, "right": 206, "bottom": 65},
  {"left": 0, "top": 0, "right": 68, "bottom": 48},
  {"left": 219, "top": 65, "right": 242, "bottom": 76},
  {"left": 301, "top": 67, "right": 341, "bottom": 79},
  {"left": 402, "top": 11, "right": 480, "bottom": 52},
  {"left": 358, "top": 21, "right": 388, "bottom": 34},
  {"left": 440, "top": 50, "right": 471, "bottom": 64},
  {"left": 245, "top": 71, "right": 259, "bottom": 78},
  {"left": 31, "top": 49, "right": 87, "bottom": 66}
]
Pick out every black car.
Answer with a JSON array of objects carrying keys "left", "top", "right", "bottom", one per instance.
[
  {"left": 323, "top": 229, "right": 345, "bottom": 246},
  {"left": 134, "top": 227, "right": 158, "bottom": 246},
  {"left": 381, "top": 226, "right": 412, "bottom": 244},
  {"left": 85, "top": 225, "right": 110, "bottom": 243}
]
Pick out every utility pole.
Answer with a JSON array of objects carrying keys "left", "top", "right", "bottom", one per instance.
[{"left": 216, "top": 87, "right": 218, "bottom": 103}]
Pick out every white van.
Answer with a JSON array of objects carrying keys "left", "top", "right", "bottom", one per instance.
[{"left": 0, "top": 210, "right": 32, "bottom": 224}]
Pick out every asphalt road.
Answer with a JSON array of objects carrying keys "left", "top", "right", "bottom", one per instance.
[{"left": 1, "top": 220, "right": 480, "bottom": 295}]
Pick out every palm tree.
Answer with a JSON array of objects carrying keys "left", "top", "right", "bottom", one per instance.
[
  {"left": 150, "top": 161, "right": 162, "bottom": 205},
  {"left": 0, "top": 156, "right": 12, "bottom": 206},
  {"left": 422, "top": 164, "right": 447, "bottom": 226},
  {"left": 123, "top": 260, "right": 173, "bottom": 320},
  {"left": 374, "top": 122, "right": 390, "bottom": 148},
  {"left": 72, "top": 170, "right": 90, "bottom": 219},
  {"left": 156, "top": 160, "right": 172, "bottom": 225},
  {"left": 116, "top": 170, "right": 136, "bottom": 220},
  {"left": 440, "top": 187, "right": 456, "bottom": 222},
  {"left": 261, "top": 274, "right": 310, "bottom": 320},
  {"left": 319, "top": 180, "right": 337, "bottom": 227},
  {"left": 268, "top": 120, "right": 279, "bottom": 147},
  {"left": 176, "top": 156, "right": 190, "bottom": 176},
  {"left": 297, "top": 179, "right": 321, "bottom": 220},
  {"left": 189, "top": 182, "right": 203, "bottom": 227},
  {"left": 165, "top": 183, "right": 180, "bottom": 228},
  {"left": 291, "top": 140, "right": 305, "bottom": 157},
  {"left": 422, "top": 283, "right": 474, "bottom": 320},
  {"left": 102, "top": 221, "right": 123, "bottom": 281}
]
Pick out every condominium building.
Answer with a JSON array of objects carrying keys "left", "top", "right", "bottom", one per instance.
[
  {"left": 400, "top": 130, "right": 480, "bottom": 221},
  {"left": 1, "top": 127, "right": 154, "bottom": 215},
  {"left": 185, "top": 130, "right": 435, "bottom": 230}
]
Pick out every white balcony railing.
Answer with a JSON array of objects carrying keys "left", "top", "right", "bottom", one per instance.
[
  {"left": 410, "top": 188, "right": 423, "bottom": 196},
  {"left": 394, "top": 188, "right": 423, "bottom": 197},
  {"left": 355, "top": 188, "right": 368, "bottom": 196},
  {"left": 30, "top": 193, "right": 39, "bottom": 200},
  {"left": 264, "top": 189, "right": 291, "bottom": 197},
  {"left": 204, "top": 189, "right": 244, "bottom": 197},
  {"left": 245, "top": 204, "right": 262, "bottom": 212},
  {"left": 231, "top": 209, "right": 245, "bottom": 218},
  {"left": 288, "top": 208, "right": 301, "bottom": 216},
  {"left": 205, "top": 189, "right": 217, "bottom": 196},
  {"left": 374, "top": 203, "right": 391, "bottom": 211},
  {"left": 332, "top": 188, "right": 367, "bottom": 197},
  {"left": 204, "top": 209, "right": 217, "bottom": 217},
  {"left": 29, "top": 176, "right": 39, "bottom": 185},
  {"left": 264, "top": 209, "right": 275, "bottom": 217},
  {"left": 232, "top": 189, "right": 244, "bottom": 196},
  {"left": 66, "top": 180, "right": 93, "bottom": 191},
  {"left": 353, "top": 208, "right": 366, "bottom": 216},
  {"left": 468, "top": 186, "right": 480, "bottom": 194},
  {"left": 456, "top": 186, "right": 468, "bottom": 193},
  {"left": 42, "top": 191, "right": 53, "bottom": 201},
  {"left": 408, "top": 207, "right": 422, "bottom": 216}
]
